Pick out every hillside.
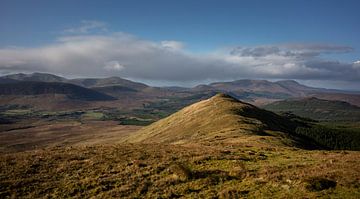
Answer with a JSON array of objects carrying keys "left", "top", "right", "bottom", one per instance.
[
  {"left": 206, "top": 79, "right": 316, "bottom": 96},
  {"left": 125, "top": 93, "right": 303, "bottom": 145},
  {"left": 2, "top": 73, "right": 148, "bottom": 91},
  {"left": 263, "top": 97, "right": 360, "bottom": 121},
  {"left": 69, "top": 77, "right": 149, "bottom": 90},
  {"left": 2, "top": 72, "right": 67, "bottom": 82},
  {"left": 0, "top": 81, "right": 115, "bottom": 101}
]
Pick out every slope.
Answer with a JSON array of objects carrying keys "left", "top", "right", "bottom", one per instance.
[
  {"left": 0, "top": 81, "right": 115, "bottom": 101},
  {"left": 263, "top": 97, "right": 360, "bottom": 121},
  {"left": 69, "top": 76, "right": 148, "bottom": 90},
  {"left": 125, "top": 93, "right": 301, "bottom": 144},
  {"left": 2, "top": 72, "right": 67, "bottom": 82}
]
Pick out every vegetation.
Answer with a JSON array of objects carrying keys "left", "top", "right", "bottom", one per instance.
[
  {"left": 125, "top": 94, "right": 303, "bottom": 145},
  {"left": 263, "top": 97, "right": 360, "bottom": 121},
  {"left": 305, "top": 177, "right": 337, "bottom": 191},
  {"left": 295, "top": 125, "right": 360, "bottom": 150},
  {"left": 1, "top": 92, "right": 360, "bottom": 198},
  {"left": 118, "top": 118, "right": 153, "bottom": 126},
  {"left": 1, "top": 144, "right": 359, "bottom": 198}
]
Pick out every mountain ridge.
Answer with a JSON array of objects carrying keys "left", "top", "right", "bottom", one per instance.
[
  {"left": 263, "top": 97, "right": 360, "bottom": 121},
  {"left": 0, "top": 81, "right": 116, "bottom": 101},
  {"left": 124, "top": 93, "right": 307, "bottom": 147}
]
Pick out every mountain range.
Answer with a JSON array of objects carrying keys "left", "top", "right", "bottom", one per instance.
[{"left": 0, "top": 72, "right": 359, "bottom": 111}]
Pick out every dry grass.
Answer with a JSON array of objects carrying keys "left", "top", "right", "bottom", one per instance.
[
  {"left": 0, "top": 121, "right": 141, "bottom": 153},
  {"left": 1, "top": 93, "right": 359, "bottom": 198},
  {"left": 125, "top": 94, "right": 296, "bottom": 144},
  {"left": 1, "top": 142, "right": 359, "bottom": 198}
]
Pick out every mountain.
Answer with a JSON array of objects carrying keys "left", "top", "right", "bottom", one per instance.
[
  {"left": 201, "top": 79, "right": 319, "bottom": 97},
  {"left": 0, "top": 81, "right": 115, "bottom": 101},
  {"left": 69, "top": 76, "right": 148, "bottom": 90},
  {"left": 0, "top": 77, "right": 19, "bottom": 84},
  {"left": 2, "top": 72, "right": 67, "bottom": 83},
  {"left": 191, "top": 79, "right": 318, "bottom": 105},
  {"left": 2, "top": 72, "right": 148, "bottom": 90},
  {"left": 263, "top": 97, "right": 360, "bottom": 121},
  {"left": 125, "top": 93, "right": 304, "bottom": 145},
  {"left": 2, "top": 72, "right": 359, "bottom": 108}
]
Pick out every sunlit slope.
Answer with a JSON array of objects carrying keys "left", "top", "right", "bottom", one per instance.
[{"left": 125, "top": 93, "right": 298, "bottom": 143}]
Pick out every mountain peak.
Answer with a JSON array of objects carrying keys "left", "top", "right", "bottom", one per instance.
[
  {"left": 124, "top": 93, "right": 299, "bottom": 144},
  {"left": 212, "top": 93, "right": 237, "bottom": 100}
]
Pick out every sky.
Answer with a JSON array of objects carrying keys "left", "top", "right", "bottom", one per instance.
[{"left": 0, "top": 0, "right": 359, "bottom": 90}]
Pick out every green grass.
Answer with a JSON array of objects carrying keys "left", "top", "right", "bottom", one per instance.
[
  {"left": 81, "top": 111, "right": 105, "bottom": 120},
  {"left": 118, "top": 118, "right": 153, "bottom": 126}
]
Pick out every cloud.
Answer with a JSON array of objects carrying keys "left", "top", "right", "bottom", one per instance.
[
  {"left": 63, "top": 20, "right": 108, "bottom": 34},
  {"left": 160, "top": 41, "right": 185, "bottom": 51},
  {"left": 104, "top": 61, "right": 125, "bottom": 71},
  {"left": 230, "top": 44, "right": 354, "bottom": 58},
  {"left": 0, "top": 31, "right": 359, "bottom": 87}
]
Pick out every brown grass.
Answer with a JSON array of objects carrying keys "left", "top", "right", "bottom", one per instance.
[
  {"left": 0, "top": 120, "right": 141, "bottom": 153},
  {"left": 1, "top": 143, "right": 359, "bottom": 198}
]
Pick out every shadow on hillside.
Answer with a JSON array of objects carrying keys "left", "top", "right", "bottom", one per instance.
[{"left": 237, "top": 106, "right": 324, "bottom": 150}]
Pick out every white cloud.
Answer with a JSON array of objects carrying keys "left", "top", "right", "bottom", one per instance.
[
  {"left": 160, "top": 40, "right": 184, "bottom": 51},
  {"left": 104, "top": 61, "right": 125, "bottom": 71},
  {"left": 63, "top": 20, "right": 108, "bottom": 34},
  {"left": 0, "top": 31, "right": 358, "bottom": 87}
]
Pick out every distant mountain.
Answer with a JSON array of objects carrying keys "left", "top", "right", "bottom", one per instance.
[
  {"left": 309, "top": 92, "right": 360, "bottom": 107},
  {"left": 125, "top": 93, "right": 305, "bottom": 145},
  {"left": 263, "top": 97, "right": 360, "bottom": 121},
  {"left": 2, "top": 72, "right": 67, "bottom": 83},
  {"left": 2, "top": 72, "right": 149, "bottom": 90},
  {"left": 0, "top": 77, "right": 19, "bottom": 84},
  {"left": 0, "top": 81, "right": 115, "bottom": 101},
  {"left": 200, "top": 79, "right": 319, "bottom": 97},
  {"left": 1, "top": 72, "right": 359, "bottom": 107},
  {"left": 69, "top": 77, "right": 148, "bottom": 90}
]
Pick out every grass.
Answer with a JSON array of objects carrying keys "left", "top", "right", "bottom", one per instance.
[
  {"left": 81, "top": 111, "right": 105, "bottom": 120},
  {"left": 1, "top": 143, "right": 359, "bottom": 198},
  {"left": 1, "top": 93, "right": 360, "bottom": 198},
  {"left": 125, "top": 94, "right": 303, "bottom": 146},
  {"left": 118, "top": 118, "right": 153, "bottom": 126}
]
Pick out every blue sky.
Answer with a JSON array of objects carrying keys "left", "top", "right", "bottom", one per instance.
[{"left": 0, "top": 0, "right": 359, "bottom": 89}]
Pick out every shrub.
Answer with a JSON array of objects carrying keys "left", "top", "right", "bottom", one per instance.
[
  {"left": 305, "top": 177, "right": 337, "bottom": 191},
  {"left": 168, "top": 163, "right": 192, "bottom": 181}
]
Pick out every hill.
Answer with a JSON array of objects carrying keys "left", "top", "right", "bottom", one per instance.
[
  {"left": 2, "top": 72, "right": 148, "bottom": 91},
  {"left": 69, "top": 76, "right": 148, "bottom": 90},
  {"left": 2, "top": 72, "right": 67, "bottom": 83},
  {"left": 206, "top": 79, "right": 316, "bottom": 97},
  {"left": 263, "top": 97, "right": 360, "bottom": 121},
  {"left": 125, "top": 93, "right": 303, "bottom": 145},
  {"left": 0, "top": 81, "right": 115, "bottom": 101}
]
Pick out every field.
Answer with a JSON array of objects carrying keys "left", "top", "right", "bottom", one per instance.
[{"left": 1, "top": 142, "right": 360, "bottom": 198}]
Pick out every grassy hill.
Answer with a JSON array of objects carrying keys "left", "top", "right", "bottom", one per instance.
[
  {"left": 125, "top": 93, "right": 308, "bottom": 146},
  {"left": 263, "top": 97, "right": 360, "bottom": 122}
]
